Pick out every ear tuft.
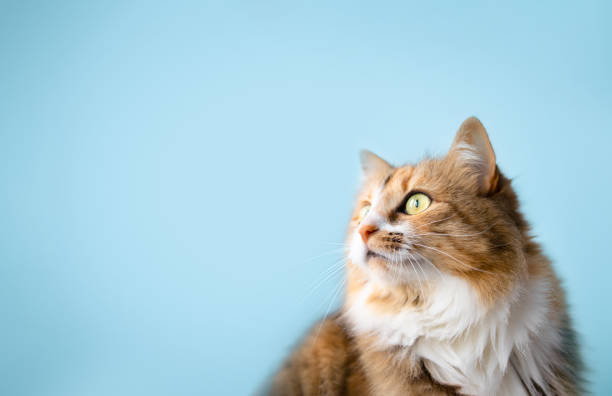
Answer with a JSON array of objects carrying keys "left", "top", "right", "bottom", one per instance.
[
  {"left": 449, "top": 117, "right": 498, "bottom": 195},
  {"left": 359, "top": 150, "right": 392, "bottom": 179}
]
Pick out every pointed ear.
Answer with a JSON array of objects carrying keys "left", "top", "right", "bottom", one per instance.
[
  {"left": 359, "top": 150, "right": 392, "bottom": 179},
  {"left": 448, "top": 117, "right": 499, "bottom": 195}
]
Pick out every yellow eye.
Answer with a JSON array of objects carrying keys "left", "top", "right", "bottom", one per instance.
[
  {"left": 358, "top": 205, "right": 371, "bottom": 221},
  {"left": 405, "top": 193, "right": 431, "bottom": 215}
]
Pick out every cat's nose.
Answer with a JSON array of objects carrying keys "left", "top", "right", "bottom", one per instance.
[{"left": 359, "top": 224, "right": 379, "bottom": 243}]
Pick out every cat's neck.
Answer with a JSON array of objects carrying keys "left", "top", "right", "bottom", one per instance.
[{"left": 343, "top": 266, "right": 556, "bottom": 395}]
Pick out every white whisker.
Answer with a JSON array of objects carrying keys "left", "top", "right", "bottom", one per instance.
[
  {"left": 412, "top": 222, "right": 497, "bottom": 238},
  {"left": 412, "top": 242, "right": 494, "bottom": 275},
  {"left": 413, "top": 255, "right": 429, "bottom": 285},
  {"left": 300, "top": 258, "right": 346, "bottom": 303},
  {"left": 312, "top": 277, "right": 346, "bottom": 344},
  {"left": 406, "top": 252, "right": 424, "bottom": 297},
  {"left": 413, "top": 214, "right": 455, "bottom": 231},
  {"left": 299, "top": 248, "right": 346, "bottom": 264},
  {"left": 412, "top": 250, "right": 443, "bottom": 278}
]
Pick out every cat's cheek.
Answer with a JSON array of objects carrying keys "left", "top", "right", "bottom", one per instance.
[{"left": 349, "top": 231, "right": 368, "bottom": 269}]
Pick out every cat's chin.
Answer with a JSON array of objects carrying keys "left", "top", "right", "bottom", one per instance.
[
  {"left": 349, "top": 246, "right": 438, "bottom": 286},
  {"left": 354, "top": 255, "right": 438, "bottom": 287},
  {"left": 352, "top": 256, "right": 407, "bottom": 286},
  {"left": 349, "top": 250, "right": 387, "bottom": 273},
  {"left": 365, "top": 255, "right": 387, "bottom": 271}
]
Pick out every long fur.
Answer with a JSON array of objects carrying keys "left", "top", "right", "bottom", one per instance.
[{"left": 268, "top": 117, "right": 584, "bottom": 395}]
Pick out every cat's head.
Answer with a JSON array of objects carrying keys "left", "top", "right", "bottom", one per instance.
[{"left": 347, "top": 117, "right": 530, "bottom": 301}]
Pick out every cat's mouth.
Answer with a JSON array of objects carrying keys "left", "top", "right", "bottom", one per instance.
[{"left": 365, "top": 248, "right": 419, "bottom": 267}]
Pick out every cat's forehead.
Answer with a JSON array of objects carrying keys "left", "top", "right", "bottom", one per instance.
[
  {"left": 366, "top": 162, "right": 430, "bottom": 195},
  {"left": 381, "top": 166, "right": 414, "bottom": 192},
  {"left": 362, "top": 164, "right": 414, "bottom": 207}
]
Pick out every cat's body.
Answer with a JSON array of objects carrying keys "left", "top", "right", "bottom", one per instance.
[{"left": 268, "top": 118, "right": 583, "bottom": 396}]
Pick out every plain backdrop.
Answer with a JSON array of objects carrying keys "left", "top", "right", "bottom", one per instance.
[{"left": 1, "top": 1, "right": 610, "bottom": 395}]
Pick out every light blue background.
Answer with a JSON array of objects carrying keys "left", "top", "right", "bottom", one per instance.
[{"left": 1, "top": 1, "right": 610, "bottom": 395}]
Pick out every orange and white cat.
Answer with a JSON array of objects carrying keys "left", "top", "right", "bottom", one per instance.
[{"left": 268, "top": 117, "right": 583, "bottom": 395}]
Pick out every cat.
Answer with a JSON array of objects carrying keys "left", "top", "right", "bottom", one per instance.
[{"left": 267, "top": 117, "right": 584, "bottom": 395}]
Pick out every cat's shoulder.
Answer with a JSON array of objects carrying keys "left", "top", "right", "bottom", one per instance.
[{"left": 266, "top": 313, "right": 368, "bottom": 395}]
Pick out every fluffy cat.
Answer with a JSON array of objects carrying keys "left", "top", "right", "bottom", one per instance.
[{"left": 267, "top": 117, "right": 583, "bottom": 395}]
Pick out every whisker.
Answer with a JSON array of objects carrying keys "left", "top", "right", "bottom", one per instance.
[
  {"left": 392, "top": 250, "right": 402, "bottom": 284},
  {"left": 304, "top": 264, "right": 345, "bottom": 296},
  {"left": 300, "top": 258, "right": 346, "bottom": 303},
  {"left": 313, "top": 256, "right": 346, "bottom": 279},
  {"left": 412, "top": 223, "right": 497, "bottom": 238},
  {"left": 405, "top": 251, "right": 424, "bottom": 296},
  {"left": 411, "top": 260, "right": 424, "bottom": 297},
  {"left": 411, "top": 242, "right": 494, "bottom": 275},
  {"left": 412, "top": 250, "right": 443, "bottom": 278},
  {"left": 323, "top": 242, "right": 348, "bottom": 247},
  {"left": 413, "top": 254, "right": 429, "bottom": 285},
  {"left": 413, "top": 214, "right": 455, "bottom": 231},
  {"left": 299, "top": 248, "right": 346, "bottom": 265},
  {"left": 312, "top": 277, "right": 346, "bottom": 344}
]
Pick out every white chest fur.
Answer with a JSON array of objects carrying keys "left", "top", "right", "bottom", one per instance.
[{"left": 344, "top": 275, "right": 556, "bottom": 395}]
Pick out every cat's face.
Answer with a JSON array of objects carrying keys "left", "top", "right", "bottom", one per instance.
[{"left": 347, "top": 118, "right": 526, "bottom": 297}]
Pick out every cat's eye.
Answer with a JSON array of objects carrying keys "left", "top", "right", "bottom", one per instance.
[
  {"left": 404, "top": 193, "right": 431, "bottom": 215},
  {"left": 358, "top": 205, "right": 371, "bottom": 221}
]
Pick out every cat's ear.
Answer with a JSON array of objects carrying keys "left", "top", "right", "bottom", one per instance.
[
  {"left": 448, "top": 117, "right": 499, "bottom": 195},
  {"left": 360, "top": 150, "right": 392, "bottom": 179}
]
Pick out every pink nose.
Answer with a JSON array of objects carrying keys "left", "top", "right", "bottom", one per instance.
[{"left": 359, "top": 224, "right": 378, "bottom": 243}]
